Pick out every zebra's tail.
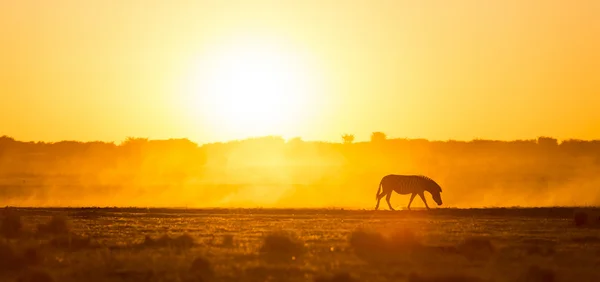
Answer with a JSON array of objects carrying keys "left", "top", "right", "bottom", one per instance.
[{"left": 376, "top": 180, "right": 383, "bottom": 200}]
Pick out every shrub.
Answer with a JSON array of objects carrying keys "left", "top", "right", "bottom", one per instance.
[
  {"left": 456, "top": 237, "right": 495, "bottom": 260},
  {"left": 189, "top": 256, "right": 214, "bottom": 281},
  {"left": 259, "top": 231, "right": 304, "bottom": 257},
  {"left": 349, "top": 228, "right": 422, "bottom": 257},
  {"left": 348, "top": 229, "right": 388, "bottom": 255},
  {"left": 37, "top": 215, "right": 70, "bottom": 236}
]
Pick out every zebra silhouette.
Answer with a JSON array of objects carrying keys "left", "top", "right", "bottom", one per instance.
[{"left": 375, "top": 174, "right": 443, "bottom": 211}]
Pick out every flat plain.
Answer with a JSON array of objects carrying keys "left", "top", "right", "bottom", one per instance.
[{"left": 1, "top": 207, "right": 599, "bottom": 282}]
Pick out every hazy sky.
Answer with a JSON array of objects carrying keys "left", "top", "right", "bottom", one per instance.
[{"left": 1, "top": 0, "right": 599, "bottom": 144}]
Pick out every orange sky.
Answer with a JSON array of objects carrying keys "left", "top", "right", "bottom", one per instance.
[{"left": 1, "top": 0, "right": 599, "bottom": 144}]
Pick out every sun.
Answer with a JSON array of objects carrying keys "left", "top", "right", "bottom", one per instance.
[{"left": 180, "top": 38, "right": 322, "bottom": 140}]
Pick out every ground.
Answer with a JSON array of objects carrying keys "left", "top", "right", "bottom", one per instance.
[{"left": 1, "top": 207, "right": 599, "bottom": 282}]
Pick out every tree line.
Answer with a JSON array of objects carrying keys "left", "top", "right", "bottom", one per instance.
[{"left": 1, "top": 134, "right": 599, "bottom": 207}]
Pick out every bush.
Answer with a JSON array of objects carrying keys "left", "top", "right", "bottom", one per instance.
[
  {"left": 259, "top": 231, "right": 304, "bottom": 257},
  {"left": 456, "top": 237, "right": 495, "bottom": 260},
  {"left": 349, "top": 228, "right": 422, "bottom": 257},
  {"left": 37, "top": 215, "right": 70, "bottom": 236},
  {"left": 387, "top": 228, "right": 421, "bottom": 250},
  {"left": 348, "top": 229, "right": 388, "bottom": 255},
  {"left": 189, "top": 256, "right": 214, "bottom": 281}
]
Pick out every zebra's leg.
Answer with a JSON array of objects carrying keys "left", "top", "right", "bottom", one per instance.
[
  {"left": 407, "top": 193, "right": 417, "bottom": 210},
  {"left": 375, "top": 192, "right": 386, "bottom": 210},
  {"left": 385, "top": 193, "right": 395, "bottom": 211},
  {"left": 418, "top": 192, "right": 430, "bottom": 210}
]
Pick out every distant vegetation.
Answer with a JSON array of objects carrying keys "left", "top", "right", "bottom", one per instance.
[{"left": 1, "top": 134, "right": 599, "bottom": 207}]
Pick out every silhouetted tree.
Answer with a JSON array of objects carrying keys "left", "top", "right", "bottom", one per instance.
[
  {"left": 121, "top": 137, "right": 149, "bottom": 147},
  {"left": 370, "top": 132, "right": 387, "bottom": 143},
  {"left": 341, "top": 134, "right": 355, "bottom": 144},
  {"left": 0, "top": 136, "right": 16, "bottom": 157},
  {"left": 537, "top": 136, "right": 558, "bottom": 147},
  {"left": 0, "top": 135, "right": 15, "bottom": 143}
]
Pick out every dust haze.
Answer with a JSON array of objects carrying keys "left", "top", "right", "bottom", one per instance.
[{"left": 1, "top": 135, "right": 599, "bottom": 208}]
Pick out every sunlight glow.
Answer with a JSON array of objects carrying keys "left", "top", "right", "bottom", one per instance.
[{"left": 182, "top": 38, "right": 322, "bottom": 140}]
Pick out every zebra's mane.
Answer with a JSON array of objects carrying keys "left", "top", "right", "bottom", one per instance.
[{"left": 416, "top": 175, "right": 442, "bottom": 192}]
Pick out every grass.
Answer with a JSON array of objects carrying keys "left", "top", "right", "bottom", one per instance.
[{"left": 0, "top": 207, "right": 599, "bottom": 281}]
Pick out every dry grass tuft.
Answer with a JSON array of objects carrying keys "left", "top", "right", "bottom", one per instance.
[
  {"left": 188, "top": 256, "right": 214, "bottom": 281},
  {"left": 456, "top": 237, "right": 495, "bottom": 260},
  {"left": 348, "top": 229, "right": 387, "bottom": 255},
  {"left": 349, "top": 228, "right": 422, "bottom": 258},
  {"left": 573, "top": 209, "right": 600, "bottom": 227},
  {"left": 387, "top": 228, "right": 422, "bottom": 250},
  {"left": 1, "top": 211, "right": 23, "bottom": 239},
  {"left": 314, "top": 272, "right": 359, "bottom": 282},
  {"left": 407, "top": 272, "right": 484, "bottom": 282},
  {"left": 37, "top": 215, "right": 70, "bottom": 236},
  {"left": 36, "top": 215, "right": 93, "bottom": 250},
  {"left": 259, "top": 231, "right": 305, "bottom": 257}
]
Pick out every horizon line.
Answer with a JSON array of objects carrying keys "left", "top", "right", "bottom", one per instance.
[
  {"left": 2, "top": 134, "right": 599, "bottom": 146},
  {"left": 4, "top": 206, "right": 598, "bottom": 210}
]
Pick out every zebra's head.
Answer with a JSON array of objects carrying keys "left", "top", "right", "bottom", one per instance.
[{"left": 428, "top": 180, "right": 443, "bottom": 206}]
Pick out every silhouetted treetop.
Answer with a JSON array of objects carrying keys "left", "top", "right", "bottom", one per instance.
[
  {"left": 342, "top": 134, "right": 355, "bottom": 144},
  {"left": 370, "top": 132, "right": 387, "bottom": 143}
]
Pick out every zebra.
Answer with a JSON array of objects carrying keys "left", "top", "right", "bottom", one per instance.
[{"left": 375, "top": 174, "right": 443, "bottom": 211}]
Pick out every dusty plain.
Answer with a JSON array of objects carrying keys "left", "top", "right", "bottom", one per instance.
[{"left": 1, "top": 207, "right": 599, "bottom": 282}]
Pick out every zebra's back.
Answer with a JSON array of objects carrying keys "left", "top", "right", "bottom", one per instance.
[{"left": 381, "top": 174, "right": 435, "bottom": 195}]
